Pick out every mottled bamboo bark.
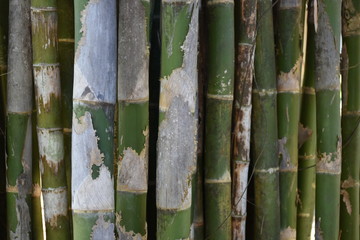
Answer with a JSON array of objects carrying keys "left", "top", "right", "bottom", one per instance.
[
  {"left": 156, "top": 0, "right": 199, "bottom": 239},
  {"left": 296, "top": 3, "right": 316, "bottom": 240},
  {"left": 31, "top": 0, "right": 70, "bottom": 237},
  {"left": 6, "top": 0, "right": 33, "bottom": 238},
  {"left": 58, "top": 0, "right": 74, "bottom": 229},
  {"left": 204, "top": 0, "right": 234, "bottom": 239},
  {"left": 275, "top": 1, "right": 302, "bottom": 239},
  {"left": 314, "top": 0, "right": 342, "bottom": 239},
  {"left": 232, "top": 0, "right": 256, "bottom": 239},
  {"left": 116, "top": 0, "right": 150, "bottom": 238},
  {"left": 340, "top": 0, "right": 360, "bottom": 239},
  {"left": 72, "top": 0, "right": 117, "bottom": 238},
  {"left": 252, "top": 0, "right": 280, "bottom": 239}
]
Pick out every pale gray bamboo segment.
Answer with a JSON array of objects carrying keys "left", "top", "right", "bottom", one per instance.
[
  {"left": 157, "top": 0, "right": 199, "bottom": 210},
  {"left": 118, "top": 0, "right": 149, "bottom": 102},
  {"left": 7, "top": 0, "right": 33, "bottom": 113}
]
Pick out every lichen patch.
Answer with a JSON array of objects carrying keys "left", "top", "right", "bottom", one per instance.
[
  {"left": 340, "top": 189, "right": 352, "bottom": 215},
  {"left": 316, "top": 138, "right": 341, "bottom": 174}
]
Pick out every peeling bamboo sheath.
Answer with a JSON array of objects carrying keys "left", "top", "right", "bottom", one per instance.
[
  {"left": 204, "top": 0, "right": 234, "bottom": 239},
  {"left": 30, "top": 0, "right": 71, "bottom": 238},
  {"left": 252, "top": 0, "right": 280, "bottom": 239},
  {"left": 340, "top": 0, "right": 360, "bottom": 239},
  {"left": 275, "top": 0, "right": 302, "bottom": 239},
  {"left": 116, "top": 0, "right": 150, "bottom": 239},
  {"left": 6, "top": 0, "right": 33, "bottom": 239},
  {"left": 71, "top": 0, "right": 117, "bottom": 238},
  {"left": 314, "top": 0, "right": 342, "bottom": 239},
  {"left": 156, "top": 0, "right": 199, "bottom": 239},
  {"left": 231, "top": 0, "right": 256, "bottom": 239},
  {"left": 297, "top": 5, "right": 316, "bottom": 239}
]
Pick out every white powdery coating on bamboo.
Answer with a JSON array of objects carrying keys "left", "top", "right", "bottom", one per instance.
[
  {"left": 43, "top": 188, "right": 68, "bottom": 227},
  {"left": 72, "top": 111, "right": 114, "bottom": 210},
  {"left": 237, "top": 105, "right": 252, "bottom": 160},
  {"left": 118, "top": 0, "right": 149, "bottom": 101},
  {"left": 280, "top": 227, "right": 296, "bottom": 240},
  {"left": 316, "top": 138, "right": 341, "bottom": 175},
  {"left": 233, "top": 162, "right": 249, "bottom": 215},
  {"left": 157, "top": 0, "right": 199, "bottom": 210},
  {"left": 277, "top": 57, "right": 301, "bottom": 92},
  {"left": 118, "top": 128, "right": 148, "bottom": 192},
  {"left": 37, "top": 128, "right": 64, "bottom": 173},
  {"left": 33, "top": 65, "right": 61, "bottom": 110},
  {"left": 91, "top": 214, "right": 115, "bottom": 240},
  {"left": 73, "top": 0, "right": 117, "bottom": 104},
  {"left": 159, "top": 0, "right": 199, "bottom": 113}
]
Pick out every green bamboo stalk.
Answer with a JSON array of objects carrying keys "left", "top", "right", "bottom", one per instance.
[
  {"left": 275, "top": 1, "right": 302, "bottom": 239},
  {"left": 204, "top": 1, "right": 234, "bottom": 239},
  {"left": 31, "top": 109, "right": 44, "bottom": 240},
  {"left": 339, "top": 0, "right": 360, "bottom": 239},
  {"left": 31, "top": 0, "right": 70, "bottom": 237},
  {"left": 72, "top": 0, "right": 117, "bottom": 237},
  {"left": 116, "top": 0, "right": 150, "bottom": 238},
  {"left": 156, "top": 0, "right": 199, "bottom": 239},
  {"left": 252, "top": 0, "right": 280, "bottom": 239},
  {"left": 296, "top": 3, "right": 316, "bottom": 239},
  {"left": 6, "top": 0, "right": 33, "bottom": 238},
  {"left": 314, "top": 0, "right": 342, "bottom": 239},
  {"left": 0, "top": 0, "right": 8, "bottom": 237},
  {"left": 58, "top": 0, "right": 74, "bottom": 231},
  {"left": 232, "top": 0, "right": 256, "bottom": 239}
]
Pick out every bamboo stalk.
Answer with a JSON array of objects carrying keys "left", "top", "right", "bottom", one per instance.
[
  {"left": 58, "top": 0, "right": 74, "bottom": 232},
  {"left": 0, "top": 0, "right": 8, "bottom": 113},
  {"left": 156, "top": 0, "right": 199, "bottom": 239},
  {"left": 296, "top": 3, "right": 316, "bottom": 239},
  {"left": 252, "top": 0, "right": 280, "bottom": 239},
  {"left": 339, "top": 0, "right": 360, "bottom": 239},
  {"left": 6, "top": 0, "right": 33, "bottom": 238},
  {"left": 275, "top": 0, "right": 302, "bottom": 239},
  {"left": 31, "top": 110, "right": 44, "bottom": 240},
  {"left": 30, "top": 0, "right": 70, "bottom": 237},
  {"left": 232, "top": 0, "right": 256, "bottom": 239},
  {"left": 72, "top": 0, "right": 117, "bottom": 237},
  {"left": 204, "top": 0, "right": 234, "bottom": 239},
  {"left": 0, "top": 0, "right": 8, "bottom": 237},
  {"left": 314, "top": 0, "right": 342, "bottom": 239},
  {"left": 191, "top": 1, "right": 206, "bottom": 238},
  {"left": 116, "top": 0, "right": 150, "bottom": 238}
]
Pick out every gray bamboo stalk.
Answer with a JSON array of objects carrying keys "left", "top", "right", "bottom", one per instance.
[
  {"left": 72, "top": 0, "right": 117, "bottom": 238},
  {"left": 232, "top": 0, "right": 256, "bottom": 239},
  {"left": 116, "top": 0, "right": 150, "bottom": 238},
  {"left": 156, "top": 0, "right": 199, "bottom": 239},
  {"left": 6, "top": 0, "right": 33, "bottom": 238}
]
